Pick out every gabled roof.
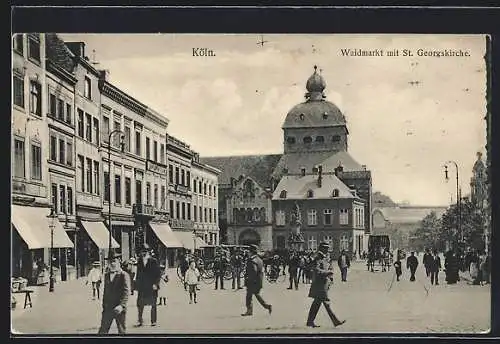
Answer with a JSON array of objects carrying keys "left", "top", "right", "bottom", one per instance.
[
  {"left": 272, "top": 150, "right": 364, "bottom": 178},
  {"left": 200, "top": 154, "right": 282, "bottom": 187},
  {"left": 373, "top": 206, "right": 448, "bottom": 224},
  {"left": 272, "top": 173, "right": 355, "bottom": 200},
  {"left": 45, "top": 33, "right": 75, "bottom": 73}
]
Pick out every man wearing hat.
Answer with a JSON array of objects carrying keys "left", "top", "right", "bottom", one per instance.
[
  {"left": 241, "top": 244, "right": 272, "bottom": 316},
  {"left": 306, "top": 242, "right": 345, "bottom": 328},
  {"left": 406, "top": 251, "right": 419, "bottom": 282},
  {"left": 135, "top": 243, "right": 162, "bottom": 327},
  {"left": 98, "top": 251, "right": 130, "bottom": 335},
  {"left": 86, "top": 261, "right": 103, "bottom": 300}
]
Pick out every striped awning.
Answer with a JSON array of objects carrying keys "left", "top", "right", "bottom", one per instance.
[
  {"left": 80, "top": 221, "right": 120, "bottom": 250},
  {"left": 149, "top": 223, "right": 183, "bottom": 248}
]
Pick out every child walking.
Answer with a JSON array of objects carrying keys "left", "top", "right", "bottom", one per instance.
[
  {"left": 157, "top": 264, "right": 169, "bottom": 306},
  {"left": 86, "top": 261, "right": 102, "bottom": 300},
  {"left": 185, "top": 260, "right": 200, "bottom": 304}
]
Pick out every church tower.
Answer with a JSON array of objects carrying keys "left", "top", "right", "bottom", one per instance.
[{"left": 282, "top": 66, "right": 349, "bottom": 154}]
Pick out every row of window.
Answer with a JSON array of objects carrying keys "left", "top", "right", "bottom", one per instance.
[
  {"left": 232, "top": 208, "right": 267, "bottom": 223},
  {"left": 13, "top": 77, "right": 42, "bottom": 117},
  {"left": 51, "top": 183, "right": 74, "bottom": 215},
  {"left": 49, "top": 133, "right": 73, "bottom": 167},
  {"left": 280, "top": 188, "right": 341, "bottom": 199},
  {"left": 275, "top": 208, "right": 355, "bottom": 227},
  {"left": 169, "top": 199, "right": 217, "bottom": 224},
  {"left": 286, "top": 135, "right": 342, "bottom": 145},
  {"left": 77, "top": 156, "right": 100, "bottom": 195},
  {"left": 48, "top": 93, "right": 72, "bottom": 125},
  {"left": 12, "top": 34, "right": 40, "bottom": 62},
  {"left": 12, "top": 138, "right": 42, "bottom": 181},
  {"left": 276, "top": 234, "right": 350, "bottom": 252},
  {"left": 354, "top": 208, "right": 365, "bottom": 228},
  {"left": 77, "top": 110, "right": 100, "bottom": 144}
]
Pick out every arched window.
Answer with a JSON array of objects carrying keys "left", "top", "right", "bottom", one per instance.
[
  {"left": 239, "top": 208, "right": 246, "bottom": 223},
  {"left": 307, "top": 189, "right": 314, "bottom": 198},
  {"left": 280, "top": 190, "right": 287, "bottom": 198},
  {"left": 299, "top": 113, "right": 305, "bottom": 121},
  {"left": 322, "top": 112, "right": 328, "bottom": 120},
  {"left": 244, "top": 179, "right": 255, "bottom": 198},
  {"left": 253, "top": 207, "right": 260, "bottom": 222},
  {"left": 303, "top": 136, "right": 312, "bottom": 144},
  {"left": 332, "top": 135, "right": 341, "bottom": 143},
  {"left": 315, "top": 136, "right": 325, "bottom": 143},
  {"left": 286, "top": 136, "right": 296, "bottom": 144},
  {"left": 332, "top": 189, "right": 339, "bottom": 197},
  {"left": 246, "top": 208, "right": 253, "bottom": 222},
  {"left": 260, "top": 207, "right": 266, "bottom": 223}
]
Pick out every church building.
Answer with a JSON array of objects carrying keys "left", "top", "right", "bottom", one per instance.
[{"left": 202, "top": 66, "right": 372, "bottom": 254}]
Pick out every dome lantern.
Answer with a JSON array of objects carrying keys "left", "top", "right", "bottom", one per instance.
[{"left": 305, "top": 65, "right": 326, "bottom": 101}]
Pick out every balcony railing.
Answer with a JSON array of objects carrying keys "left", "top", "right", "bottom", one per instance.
[{"left": 133, "top": 203, "right": 155, "bottom": 217}]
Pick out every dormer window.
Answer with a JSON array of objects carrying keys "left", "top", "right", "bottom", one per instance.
[
  {"left": 299, "top": 113, "right": 305, "bottom": 121},
  {"left": 322, "top": 112, "right": 328, "bottom": 120},
  {"left": 279, "top": 190, "right": 287, "bottom": 198},
  {"left": 286, "top": 136, "right": 296, "bottom": 144},
  {"left": 332, "top": 189, "right": 339, "bottom": 197},
  {"left": 307, "top": 190, "right": 314, "bottom": 198},
  {"left": 303, "top": 136, "right": 312, "bottom": 144},
  {"left": 332, "top": 135, "right": 341, "bottom": 143},
  {"left": 300, "top": 167, "right": 306, "bottom": 176},
  {"left": 315, "top": 135, "right": 325, "bottom": 143}
]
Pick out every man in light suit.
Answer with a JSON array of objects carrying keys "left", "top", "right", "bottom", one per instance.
[{"left": 97, "top": 251, "right": 130, "bottom": 335}]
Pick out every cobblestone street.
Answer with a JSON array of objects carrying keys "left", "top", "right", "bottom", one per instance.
[{"left": 11, "top": 259, "right": 490, "bottom": 335}]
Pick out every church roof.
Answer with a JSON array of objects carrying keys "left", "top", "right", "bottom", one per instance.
[
  {"left": 373, "top": 206, "right": 447, "bottom": 224},
  {"left": 272, "top": 173, "right": 355, "bottom": 200},
  {"left": 200, "top": 154, "right": 282, "bottom": 187},
  {"left": 283, "top": 100, "right": 346, "bottom": 129},
  {"left": 272, "top": 150, "right": 364, "bottom": 178}
]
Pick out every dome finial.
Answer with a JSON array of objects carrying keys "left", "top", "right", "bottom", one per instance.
[
  {"left": 306, "top": 65, "right": 326, "bottom": 100},
  {"left": 314, "top": 65, "right": 317, "bottom": 72}
]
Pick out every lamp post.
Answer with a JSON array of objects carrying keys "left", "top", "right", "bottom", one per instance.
[
  {"left": 47, "top": 207, "right": 58, "bottom": 292},
  {"left": 193, "top": 229, "right": 197, "bottom": 254},
  {"left": 107, "top": 130, "right": 125, "bottom": 257},
  {"left": 444, "top": 161, "right": 462, "bottom": 246}
]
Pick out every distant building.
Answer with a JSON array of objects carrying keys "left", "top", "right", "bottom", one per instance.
[{"left": 372, "top": 206, "right": 447, "bottom": 250}]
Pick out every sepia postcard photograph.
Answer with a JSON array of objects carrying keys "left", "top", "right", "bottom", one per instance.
[{"left": 10, "top": 33, "right": 491, "bottom": 335}]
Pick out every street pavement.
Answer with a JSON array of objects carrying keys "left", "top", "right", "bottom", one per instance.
[{"left": 11, "top": 259, "right": 490, "bottom": 335}]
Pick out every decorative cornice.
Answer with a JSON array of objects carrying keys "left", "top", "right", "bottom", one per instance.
[{"left": 192, "top": 160, "right": 221, "bottom": 175}]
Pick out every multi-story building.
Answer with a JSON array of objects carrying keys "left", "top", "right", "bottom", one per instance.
[
  {"left": 191, "top": 153, "right": 220, "bottom": 246},
  {"left": 11, "top": 33, "right": 75, "bottom": 282}
]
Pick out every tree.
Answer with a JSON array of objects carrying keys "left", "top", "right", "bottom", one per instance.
[
  {"left": 439, "top": 198, "right": 484, "bottom": 252},
  {"left": 410, "top": 211, "right": 441, "bottom": 252}
]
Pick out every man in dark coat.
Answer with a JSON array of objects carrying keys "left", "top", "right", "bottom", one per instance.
[
  {"left": 98, "top": 251, "right": 130, "bottom": 335},
  {"left": 241, "top": 244, "right": 272, "bottom": 316},
  {"left": 306, "top": 242, "right": 345, "bottom": 328},
  {"left": 135, "top": 244, "right": 161, "bottom": 327},
  {"left": 179, "top": 252, "right": 190, "bottom": 291},
  {"left": 423, "top": 249, "right": 433, "bottom": 278},
  {"left": 214, "top": 252, "right": 228, "bottom": 290},
  {"left": 231, "top": 250, "right": 244, "bottom": 290},
  {"left": 337, "top": 250, "right": 351, "bottom": 282},
  {"left": 287, "top": 250, "right": 301, "bottom": 290},
  {"left": 429, "top": 249, "right": 442, "bottom": 285},
  {"left": 406, "top": 251, "right": 419, "bottom": 282},
  {"left": 445, "top": 250, "right": 459, "bottom": 284},
  {"left": 394, "top": 255, "right": 402, "bottom": 281}
]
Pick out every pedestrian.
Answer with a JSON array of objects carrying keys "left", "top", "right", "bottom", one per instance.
[
  {"left": 337, "top": 249, "right": 351, "bottom": 282},
  {"left": 134, "top": 244, "right": 162, "bottom": 327},
  {"left": 185, "top": 260, "right": 200, "bottom": 304},
  {"left": 287, "top": 250, "right": 300, "bottom": 290},
  {"left": 231, "top": 249, "right": 243, "bottom": 290},
  {"left": 469, "top": 250, "right": 480, "bottom": 285},
  {"left": 423, "top": 249, "right": 433, "bottom": 278},
  {"left": 306, "top": 242, "right": 345, "bottom": 328},
  {"left": 241, "top": 244, "right": 272, "bottom": 316},
  {"left": 157, "top": 264, "right": 168, "bottom": 306},
  {"left": 299, "top": 253, "right": 306, "bottom": 283},
  {"left": 480, "top": 253, "right": 490, "bottom": 285},
  {"left": 214, "top": 252, "right": 227, "bottom": 290},
  {"left": 97, "top": 251, "right": 129, "bottom": 335},
  {"left": 393, "top": 254, "right": 402, "bottom": 281},
  {"left": 444, "top": 250, "right": 458, "bottom": 284},
  {"left": 406, "top": 251, "right": 419, "bottom": 282},
  {"left": 179, "top": 252, "right": 190, "bottom": 291},
  {"left": 86, "top": 261, "right": 102, "bottom": 300},
  {"left": 127, "top": 257, "right": 137, "bottom": 295},
  {"left": 429, "top": 249, "right": 441, "bottom": 285}
]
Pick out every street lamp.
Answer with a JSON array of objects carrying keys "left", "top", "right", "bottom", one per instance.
[
  {"left": 444, "top": 161, "right": 462, "bottom": 246},
  {"left": 47, "top": 206, "right": 58, "bottom": 292},
  {"left": 193, "top": 229, "right": 197, "bottom": 254},
  {"left": 107, "top": 130, "right": 125, "bottom": 257}
]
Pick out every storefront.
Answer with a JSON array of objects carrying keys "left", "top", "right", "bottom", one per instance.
[
  {"left": 11, "top": 205, "right": 74, "bottom": 284},
  {"left": 175, "top": 231, "right": 209, "bottom": 256},
  {"left": 148, "top": 221, "right": 183, "bottom": 267}
]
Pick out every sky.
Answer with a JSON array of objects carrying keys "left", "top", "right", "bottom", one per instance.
[{"left": 59, "top": 34, "right": 488, "bottom": 207}]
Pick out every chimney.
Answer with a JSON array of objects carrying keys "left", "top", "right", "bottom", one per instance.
[
  {"left": 300, "top": 167, "right": 306, "bottom": 177},
  {"left": 65, "top": 42, "right": 86, "bottom": 58},
  {"left": 361, "top": 165, "right": 367, "bottom": 171},
  {"left": 317, "top": 165, "right": 323, "bottom": 187},
  {"left": 334, "top": 161, "right": 344, "bottom": 177},
  {"left": 99, "top": 69, "right": 110, "bottom": 81}
]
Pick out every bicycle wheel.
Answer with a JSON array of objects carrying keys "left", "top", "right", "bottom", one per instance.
[{"left": 201, "top": 272, "right": 214, "bottom": 284}]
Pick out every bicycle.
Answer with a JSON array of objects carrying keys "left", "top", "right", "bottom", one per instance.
[{"left": 265, "top": 266, "right": 286, "bottom": 283}]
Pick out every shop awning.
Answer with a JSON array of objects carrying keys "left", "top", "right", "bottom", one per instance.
[
  {"left": 149, "top": 223, "right": 183, "bottom": 248},
  {"left": 175, "top": 231, "right": 209, "bottom": 251},
  {"left": 80, "top": 221, "right": 120, "bottom": 249},
  {"left": 11, "top": 205, "right": 74, "bottom": 249}
]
